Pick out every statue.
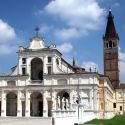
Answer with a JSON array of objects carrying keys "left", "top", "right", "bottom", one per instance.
[
  {"left": 57, "top": 96, "right": 60, "bottom": 110},
  {"left": 62, "top": 97, "right": 65, "bottom": 110},
  {"left": 66, "top": 99, "right": 69, "bottom": 110}
]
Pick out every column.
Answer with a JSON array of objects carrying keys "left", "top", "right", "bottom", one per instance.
[
  {"left": 27, "top": 58, "right": 32, "bottom": 76},
  {"left": 1, "top": 91, "right": 6, "bottom": 117},
  {"left": 93, "top": 89, "right": 97, "bottom": 111},
  {"left": 43, "top": 91, "right": 48, "bottom": 117},
  {"left": 70, "top": 90, "right": 74, "bottom": 110},
  {"left": 43, "top": 56, "right": 47, "bottom": 74},
  {"left": 90, "top": 89, "right": 93, "bottom": 110},
  {"left": 51, "top": 91, "right": 57, "bottom": 117},
  {"left": 18, "top": 57, "right": 22, "bottom": 75},
  {"left": 25, "top": 91, "right": 31, "bottom": 117},
  {"left": 52, "top": 56, "right": 56, "bottom": 73},
  {"left": 17, "top": 91, "right": 22, "bottom": 117}
]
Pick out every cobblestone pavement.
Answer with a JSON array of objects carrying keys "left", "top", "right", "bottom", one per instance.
[{"left": 0, "top": 117, "right": 52, "bottom": 125}]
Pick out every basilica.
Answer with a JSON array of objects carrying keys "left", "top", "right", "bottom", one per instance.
[{"left": 0, "top": 10, "right": 124, "bottom": 124}]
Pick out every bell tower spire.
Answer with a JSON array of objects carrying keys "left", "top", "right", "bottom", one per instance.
[
  {"left": 103, "top": 9, "right": 119, "bottom": 88},
  {"left": 104, "top": 9, "right": 119, "bottom": 40}
]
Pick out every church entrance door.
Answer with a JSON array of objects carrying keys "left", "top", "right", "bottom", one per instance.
[
  {"left": 30, "top": 92, "right": 43, "bottom": 117},
  {"left": 6, "top": 92, "right": 17, "bottom": 116}
]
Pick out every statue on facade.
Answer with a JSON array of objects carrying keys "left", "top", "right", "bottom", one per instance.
[
  {"left": 62, "top": 97, "right": 65, "bottom": 110},
  {"left": 66, "top": 99, "right": 69, "bottom": 110},
  {"left": 57, "top": 96, "right": 60, "bottom": 110}
]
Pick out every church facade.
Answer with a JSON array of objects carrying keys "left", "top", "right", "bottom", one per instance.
[{"left": 0, "top": 10, "right": 124, "bottom": 123}]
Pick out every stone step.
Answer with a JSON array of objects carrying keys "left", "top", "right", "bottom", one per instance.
[{"left": 0, "top": 117, "right": 52, "bottom": 125}]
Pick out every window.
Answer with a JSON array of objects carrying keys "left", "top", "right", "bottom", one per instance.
[
  {"left": 22, "top": 58, "right": 26, "bottom": 64},
  {"left": 113, "top": 42, "right": 115, "bottom": 47},
  {"left": 109, "top": 41, "right": 113, "bottom": 48},
  {"left": 48, "top": 66, "right": 52, "bottom": 74},
  {"left": 120, "top": 106, "right": 122, "bottom": 111},
  {"left": 106, "top": 43, "right": 108, "bottom": 48},
  {"left": 56, "top": 58, "right": 59, "bottom": 65},
  {"left": 22, "top": 68, "right": 26, "bottom": 75},
  {"left": 113, "top": 103, "right": 116, "bottom": 108},
  {"left": 48, "top": 57, "right": 52, "bottom": 63}
]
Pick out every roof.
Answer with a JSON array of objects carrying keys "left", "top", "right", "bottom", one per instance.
[
  {"left": 18, "top": 47, "right": 62, "bottom": 56},
  {"left": 103, "top": 10, "right": 119, "bottom": 40},
  {"left": 61, "top": 58, "right": 74, "bottom": 69},
  {"left": 117, "top": 83, "right": 125, "bottom": 89}
]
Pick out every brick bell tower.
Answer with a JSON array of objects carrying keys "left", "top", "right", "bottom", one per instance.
[{"left": 103, "top": 9, "right": 120, "bottom": 88}]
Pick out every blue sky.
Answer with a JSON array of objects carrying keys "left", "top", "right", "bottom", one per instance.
[{"left": 0, "top": 0, "right": 125, "bottom": 82}]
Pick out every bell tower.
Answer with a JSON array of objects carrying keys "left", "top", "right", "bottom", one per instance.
[{"left": 103, "top": 9, "right": 119, "bottom": 88}]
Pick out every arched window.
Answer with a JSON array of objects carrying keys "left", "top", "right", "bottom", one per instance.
[
  {"left": 109, "top": 41, "right": 113, "bottom": 48},
  {"left": 106, "top": 43, "right": 109, "bottom": 48},
  {"left": 7, "top": 80, "right": 16, "bottom": 86},
  {"left": 58, "top": 79, "right": 67, "bottom": 85},
  {"left": 113, "top": 42, "right": 115, "bottom": 47},
  {"left": 31, "top": 58, "right": 43, "bottom": 80}
]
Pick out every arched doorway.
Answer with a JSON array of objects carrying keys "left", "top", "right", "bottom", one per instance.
[
  {"left": 31, "top": 58, "right": 43, "bottom": 80},
  {"left": 6, "top": 92, "right": 17, "bottom": 116},
  {"left": 57, "top": 91, "right": 70, "bottom": 110},
  {"left": 30, "top": 92, "right": 43, "bottom": 116}
]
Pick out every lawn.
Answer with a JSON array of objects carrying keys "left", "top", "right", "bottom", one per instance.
[{"left": 82, "top": 115, "right": 125, "bottom": 125}]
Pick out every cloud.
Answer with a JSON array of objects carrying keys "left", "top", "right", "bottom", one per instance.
[
  {"left": 57, "top": 42, "right": 73, "bottom": 53},
  {"left": 44, "top": 0, "right": 105, "bottom": 40},
  {"left": 0, "top": 19, "right": 16, "bottom": 43},
  {"left": 112, "top": 2, "right": 120, "bottom": 8},
  {"left": 39, "top": 24, "right": 53, "bottom": 34},
  {"left": 0, "top": 19, "right": 18, "bottom": 55},
  {"left": 54, "top": 28, "right": 86, "bottom": 40},
  {"left": 0, "top": 44, "right": 17, "bottom": 55},
  {"left": 119, "top": 51, "right": 125, "bottom": 61},
  {"left": 82, "top": 61, "right": 98, "bottom": 72}
]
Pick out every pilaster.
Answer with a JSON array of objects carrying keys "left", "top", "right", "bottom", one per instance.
[
  {"left": 17, "top": 91, "right": 22, "bottom": 117},
  {"left": 90, "top": 89, "right": 93, "bottom": 110},
  {"left": 1, "top": 91, "right": 6, "bottom": 117},
  {"left": 43, "top": 91, "right": 48, "bottom": 117},
  {"left": 52, "top": 56, "right": 56, "bottom": 73},
  {"left": 43, "top": 56, "right": 47, "bottom": 74}
]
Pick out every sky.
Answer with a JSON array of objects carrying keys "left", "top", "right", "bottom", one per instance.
[{"left": 0, "top": 0, "right": 125, "bottom": 82}]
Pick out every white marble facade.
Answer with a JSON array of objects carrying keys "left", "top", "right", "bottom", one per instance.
[{"left": 0, "top": 36, "right": 114, "bottom": 121}]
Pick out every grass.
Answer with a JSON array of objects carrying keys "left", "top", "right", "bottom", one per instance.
[{"left": 82, "top": 115, "right": 125, "bottom": 125}]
